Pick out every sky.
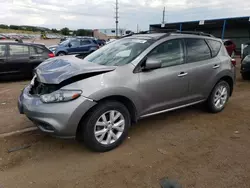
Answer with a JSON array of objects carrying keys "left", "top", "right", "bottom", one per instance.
[{"left": 1, "top": 0, "right": 250, "bottom": 31}]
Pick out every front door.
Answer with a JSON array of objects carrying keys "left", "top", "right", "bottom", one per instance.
[
  {"left": 138, "top": 39, "right": 190, "bottom": 116},
  {"left": 6, "top": 44, "right": 30, "bottom": 76},
  {"left": 68, "top": 40, "right": 81, "bottom": 54}
]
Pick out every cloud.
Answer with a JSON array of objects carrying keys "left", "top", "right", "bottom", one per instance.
[{"left": 1, "top": 0, "right": 250, "bottom": 31}]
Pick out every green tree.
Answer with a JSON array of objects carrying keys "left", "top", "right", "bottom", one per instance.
[
  {"left": 51, "top": 28, "right": 59, "bottom": 33},
  {"left": 9, "top": 25, "right": 19, "bottom": 30},
  {"left": 0, "top": 24, "right": 9, "bottom": 29},
  {"left": 75, "top": 29, "right": 93, "bottom": 36},
  {"left": 61, "top": 27, "right": 70, "bottom": 35}
]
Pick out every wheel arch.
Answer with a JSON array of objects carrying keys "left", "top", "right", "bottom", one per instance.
[
  {"left": 76, "top": 95, "right": 138, "bottom": 139},
  {"left": 56, "top": 51, "right": 67, "bottom": 56}
]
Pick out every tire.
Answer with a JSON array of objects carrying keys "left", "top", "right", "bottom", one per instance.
[
  {"left": 206, "top": 80, "right": 230, "bottom": 113},
  {"left": 241, "top": 73, "right": 250, "bottom": 80},
  {"left": 57, "top": 52, "right": 66, "bottom": 56},
  {"left": 79, "top": 101, "right": 131, "bottom": 152}
]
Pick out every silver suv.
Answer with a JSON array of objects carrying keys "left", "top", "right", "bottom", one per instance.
[{"left": 18, "top": 32, "right": 236, "bottom": 152}]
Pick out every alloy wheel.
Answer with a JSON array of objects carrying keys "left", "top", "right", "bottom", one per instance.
[
  {"left": 94, "top": 110, "right": 125, "bottom": 145},
  {"left": 214, "top": 85, "right": 228, "bottom": 109}
]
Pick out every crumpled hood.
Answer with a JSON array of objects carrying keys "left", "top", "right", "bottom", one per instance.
[{"left": 35, "top": 55, "right": 116, "bottom": 84}]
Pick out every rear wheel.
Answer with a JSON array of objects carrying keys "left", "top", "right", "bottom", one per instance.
[
  {"left": 206, "top": 80, "right": 230, "bottom": 113},
  {"left": 79, "top": 101, "right": 131, "bottom": 152}
]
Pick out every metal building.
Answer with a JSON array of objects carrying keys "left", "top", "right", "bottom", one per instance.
[{"left": 150, "top": 16, "right": 250, "bottom": 52}]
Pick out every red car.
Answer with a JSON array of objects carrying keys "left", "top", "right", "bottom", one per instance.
[
  {"left": 0, "top": 34, "right": 6, "bottom": 40},
  {"left": 223, "top": 39, "right": 236, "bottom": 57}
]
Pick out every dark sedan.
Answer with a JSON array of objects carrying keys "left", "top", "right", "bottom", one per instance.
[{"left": 0, "top": 41, "right": 54, "bottom": 78}]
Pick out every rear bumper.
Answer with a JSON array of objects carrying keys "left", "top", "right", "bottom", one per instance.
[{"left": 18, "top": 85, "right": 97, "bottom": 138}]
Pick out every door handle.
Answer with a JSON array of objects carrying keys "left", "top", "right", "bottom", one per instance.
[
  {"left": 178, "top": 72, "right": 188, "bottom": 77},
  {"left": 213, "top": 64, "right": 220, "bottom": 69}
]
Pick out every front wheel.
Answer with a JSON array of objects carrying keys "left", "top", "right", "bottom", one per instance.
[
  {"left": 79, "top": 101, "right": 131, "bottom": 152},
  {"left": 206, "top": 80, "right": 230, "bottom": 113},
  {"left": 57, "top": 52, "right": 66, "bottom": 56}
]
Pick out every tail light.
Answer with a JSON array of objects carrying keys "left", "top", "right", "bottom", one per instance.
[
  {"left": 48, "top": 53, "right": 55, "bottom": 58},
  {"left": 97, "top": 45, "right": 100, "bottom": 49},
  {"left": 231, "top": 59, "right": 236, "bottom": 66}
]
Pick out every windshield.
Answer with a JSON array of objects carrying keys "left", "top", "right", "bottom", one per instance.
[{"left": 84, "top": 38, "right": 153, "bottom": 66}]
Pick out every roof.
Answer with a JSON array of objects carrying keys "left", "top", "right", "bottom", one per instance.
[
  {"left": 123, "top": 33, "right": 166, "bottom": 40},
  {"left": 122, "top": 31, "right": 219, "bottom": 41}
]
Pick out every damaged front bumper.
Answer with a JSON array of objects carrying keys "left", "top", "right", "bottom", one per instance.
[{"left": 18, "top": 85, "right": 97, "bottom": 138}]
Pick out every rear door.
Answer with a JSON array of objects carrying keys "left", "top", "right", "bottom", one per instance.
[
  {"left": 79, "top": 39, "right": 92, "bottom": 53},
  {"left": 7, "top": 44, "right": 30, "bottom": 75},
  {"left": 184, "top": 38, "right": 222, "bottom": 102},
  {"left": 29, "top": 46, "right": 49, "bottom": 71},
  {"left": 0, "top": 44, "right": 8, "bottom": 75}
]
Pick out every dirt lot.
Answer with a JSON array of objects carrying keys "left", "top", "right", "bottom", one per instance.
[{"left": 0, "top": 60, "right": 250, "bottom": 188}]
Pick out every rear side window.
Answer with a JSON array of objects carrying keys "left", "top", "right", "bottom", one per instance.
[
  {"left": 80, "top": 40, "right": 91, "bottom": 45},
  {"left": 185, "top": 39, "right": 211, "bottom": 63},
  {"left": 207, "top": 39, "right": 222, "bottom": 57},
  {"left": 37, "top": 47, "right": 44, "bottom": 54},
  {"left": 0, "top": 44, "right": 6, "bottom": 57},
  {"left": 9, "top": 45, "right": 29, "bottom": 56},
  {"left": 29, "top": 46, "right": 37, "bottom": 55}
]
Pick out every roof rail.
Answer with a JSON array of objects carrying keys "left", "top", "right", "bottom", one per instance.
[
  {"left": 173, "top": 31, "right": 214, "bottom": 37},
  {"left": 149, "top": 29, "right": 179, "bottom": 33},
  {"left": 120, "top": 30, "right": 214, "bottom": 39}
]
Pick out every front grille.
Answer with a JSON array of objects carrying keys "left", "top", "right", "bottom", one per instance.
[{"left": 30, "top": 78, "right": 59, "bottom": 95}]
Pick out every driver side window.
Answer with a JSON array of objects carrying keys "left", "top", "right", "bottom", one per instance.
[
  {"left": 70, "top": 40, "right": 80, "bottom": 47},
  {"left": 148, "top": 39, "right": 184, "bottom": 68}
]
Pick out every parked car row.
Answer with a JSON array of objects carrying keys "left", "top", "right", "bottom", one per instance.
[
  {"left": 49, "top": 38, "right": 100, "bottom": 56},
  {"left": 18, "top": 31, "right": 236, "bottom": 152},
  {"left": 0, "top": 33, "right": 64, "bottom": 40}
]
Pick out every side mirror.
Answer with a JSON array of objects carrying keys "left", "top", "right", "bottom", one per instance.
[
  {"left": 143, "top": 57, "right": 162, "bottom": 70},
  {"left": 68, "top": 43, "right": 72, "bottom": 48}
]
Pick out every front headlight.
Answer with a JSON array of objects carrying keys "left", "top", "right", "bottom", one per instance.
[
  {"left": 242, "top": 55, "right": 250, "bottom": 65},
  {"left": 40, "top": 90, "right": 82, "bottom": 103}
]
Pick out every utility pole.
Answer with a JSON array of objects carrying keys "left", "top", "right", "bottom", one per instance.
[
  {"left": 115, "top": 0, "right": 119, "bottom": 37},
  {"left": 137, "top": 24, "right": 139, "bottom": 33},
  {"left": 162, "top": 6, "right": 165, "bottom": 27}
]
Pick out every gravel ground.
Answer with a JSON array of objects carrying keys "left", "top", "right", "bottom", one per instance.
[{"left": 0, "top": 59, "right": 250, "bottom": 188}]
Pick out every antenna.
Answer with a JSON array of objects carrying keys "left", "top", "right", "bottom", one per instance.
[{"left": 115, "top": 0, "right": 119, "bottom": 37}]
